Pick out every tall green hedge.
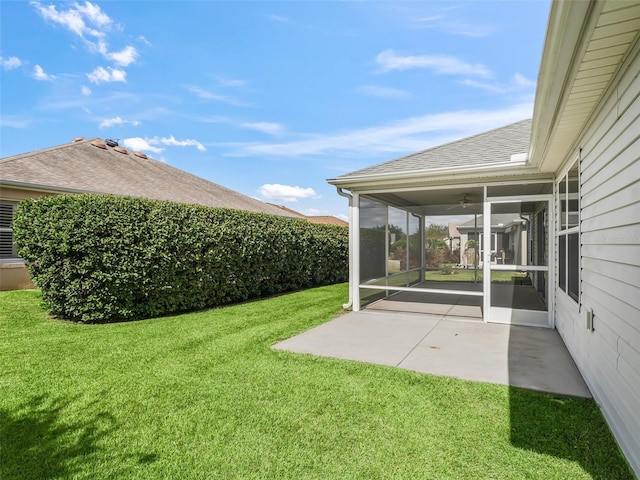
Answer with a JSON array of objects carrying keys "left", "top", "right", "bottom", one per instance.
[{"left": 13, "top": 194, "right": 348, "bottom": 322}]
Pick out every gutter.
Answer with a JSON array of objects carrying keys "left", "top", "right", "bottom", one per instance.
[{"left": 327, "top": 158, "right": 538, "bottom": 187}]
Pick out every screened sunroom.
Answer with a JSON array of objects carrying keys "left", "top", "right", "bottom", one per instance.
[{"left": 329, "top": 120, "right": 563, "bottom": 328}]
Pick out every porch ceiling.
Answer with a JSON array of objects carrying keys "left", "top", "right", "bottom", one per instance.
[{"left": 363, "top": 182, "right": 552, "bottom": 216}]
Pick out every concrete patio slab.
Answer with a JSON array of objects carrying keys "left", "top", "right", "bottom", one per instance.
[
  {"left": 273, "top": 310, "right": 591, "bottom": 398},
  {"left": 274, "top": 311, "right": 441, "bottom": 366}
]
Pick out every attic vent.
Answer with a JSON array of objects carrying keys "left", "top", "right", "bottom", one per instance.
[
  {"left": 510, "top": 153, "right": 528, "bottom": 163},
  {"left": 114, "top": 146, "right": 129, "bottom": 155},
  {"left": 105, "top": 139, "right": 118, "bottom": 147},
  {"left": 91, "top": 140, "right": 107, "bottom": 149},
  {"left": 133, "top": 151, "right": 148, "bottom": 159},
  {"left": 72, "top": 136, "right": 84, "bottom": 143}
]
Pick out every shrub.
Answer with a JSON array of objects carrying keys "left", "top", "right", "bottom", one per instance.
[{"left": 13, "top": 194, "right": 348, "bottom": 322}]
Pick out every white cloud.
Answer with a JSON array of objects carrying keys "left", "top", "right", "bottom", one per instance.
[
  {"left": 228, "top": 103, "right": 533, "bottom": 159},
  {"left": 461, "top": 73, "right": 536, "bottom": 94},
  {"left": 32, "top": 1, "right": 111, "bottom": 39},
  {"left": 81, "top": 85, "right": 92, "bottom": 96},
  {"left": 186, "top": 85, "right": 248, "bottom": 106},
  {"left": 195, "top": 115, "right": 284, "bottom": 135},
  {"left": 160, "top": 135, "right": 206, "bottom": 152},
  {"left": 87, "top": 66, "right": 127, "bottom": 84},
  {"left": 412, "top": 15, "right": 493, "bottom": 37},
  {"left": 513, "top": 73, "right": 536, "bottom": 88},
  {"left": 357, "top": 85, "right": 410, "bottom": 99},
  {"left": 99, "top": 116, "right": 141, "bottom": 128},
  {"left": 1, "top": 56, "right": 22, "bottom": 70},
  {"left": 122, "top": 137, "right": 164, "bottom": 154},
  {"left": 95, "top": 40, "right": 138, "bottom": 66},
  {"left": 266, "top": 14, "right": 289, "bottom": 22},
  {"left": 213, "top": 75, "right": 247, "bottom": 87},
  {"left": 137, "top": 35, "right": 152, "bottom": 46},
  {"left": 258, "top": 184, "right": 318, "bottom": 203},
  {"left": 122, "top": 135, "right": 205, "bottom": 153},
  {"left": 241, "top": 122, "right": 285, "bottom": 135},
  {"left": 336, "top": 213, "right": 349, "bottom": 222},
  {"left": 75, "top": 1, "right": 112, "bottom": 28},
  {"left": 106, "top": 45, "right": 138, "bottom": 66},
  {"left": 32, "top": 65, "right": 55, "bottom": 81},
  {"left": 33, "top": 2, "right": 140, "bottom": 68},
  {"left": 0, "top": 116, "right": 29, "bottom": 128},
  {"left": 376, "top": 49, "right": 491, "bottom": 77},
  {"left": 187, "top": 86, "right": 228, "bottom": 101}
]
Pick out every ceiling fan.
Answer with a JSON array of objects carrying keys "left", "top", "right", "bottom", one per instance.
[
  {"left": 458, "top": 193, "right": 473, "bottom": 208},
  {"left": 447, "top": 193, "right": 478, "bottom": 210}
]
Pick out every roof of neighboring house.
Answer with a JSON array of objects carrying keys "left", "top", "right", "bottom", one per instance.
[
  {"left": 458, "top": 214, "right": 526, "bottom": 230},
  {"left": 332, "top": 119, "right": 532, "bottom": 181},
  {"left": 306, "top": 216, "right": 348, "bottom": 227},
  {"left": 267, "top": 204, "right": 307, "bottom": 218},
  {"left": 0, "top": 138, "right": 297, "bottom": 217},
  {"left": 267, "top": 204, "right": 348, "bottom": 226}
]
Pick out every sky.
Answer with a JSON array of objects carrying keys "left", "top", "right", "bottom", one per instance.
[{"left": 0, "top": 1, "right": 551, "bottom": 221}]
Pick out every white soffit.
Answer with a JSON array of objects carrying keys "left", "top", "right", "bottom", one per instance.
[{"left": 534, "top": 0, "right": 640, "bottom": 173}]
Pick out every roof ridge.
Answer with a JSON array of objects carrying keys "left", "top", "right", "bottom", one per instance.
[
  {"left": 0, "top": 137, "right": 100, "bottom": 165},
  {"left": 1, "top": 138, "right": 293, "bottom": 216}
]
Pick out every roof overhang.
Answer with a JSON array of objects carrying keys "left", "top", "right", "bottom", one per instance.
[
  {"left": 529, "top": 0, "right": 640, "bottom": 172},
  {"left": 328, "top": 162, "right": 548, "bottom": 192},
  {"left": 0, "top": 179, "right": 99, "bottom": 195}
]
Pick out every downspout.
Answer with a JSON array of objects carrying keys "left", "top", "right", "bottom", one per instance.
[{"left": 337, "top": 187, "right": 354, "bottom": 309}]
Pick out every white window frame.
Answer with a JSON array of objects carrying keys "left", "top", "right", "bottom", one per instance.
[{"left": 557, "top": 156, "right": 580, "bottom": 305}]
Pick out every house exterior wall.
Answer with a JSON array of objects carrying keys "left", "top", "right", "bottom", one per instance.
[
  {"left": 0, "top": 187, "right": 52, "bottom": 290},
  {"left": 554, "top": 44, "right": 640, "bottom": 473},
  {"left": 0, "top": 261, "right": 35, "bottom": 291}
]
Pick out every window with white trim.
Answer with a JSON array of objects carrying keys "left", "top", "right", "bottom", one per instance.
[
  {"left": 0, "top": 201, "right": 18, "bottom": 258},
  {"left": 557, "top": 160, "right": 580, "bottom": 302}
]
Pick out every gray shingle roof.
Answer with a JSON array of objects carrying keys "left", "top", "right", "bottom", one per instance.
[
  {"left": 336, "top": 119, "right": 532, "bottom": 179},
  {"left": 0, "top": 138, "right": 297, "bottom": 217},
  {"left": 458, "top": 214, "right": 525, "bottom": 230}
]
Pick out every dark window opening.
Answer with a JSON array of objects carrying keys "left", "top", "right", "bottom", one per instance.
[
  {"left": 568, "top": 233, "right": 579, "bottom": 302},
  {"left": 559, "top": 236, "right": 566, "bottom": 292}
]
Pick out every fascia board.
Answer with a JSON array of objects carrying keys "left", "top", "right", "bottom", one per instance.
[
  {"left": 328, "top": 161, "right": 528, "bottom": 185},
  {"left": 327, "top": 164, "right": 547, "bottom": 190}
]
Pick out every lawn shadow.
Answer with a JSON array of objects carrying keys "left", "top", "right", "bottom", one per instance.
[
  {"left": 508, "top": 327, "right": 634, "bottom": 479},
  {"left": 0, "top": 394, "right": 119, "bottom": 479}
]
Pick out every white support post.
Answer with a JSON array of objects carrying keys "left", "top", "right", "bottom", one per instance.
[
  {"left": 352, "top": 192, "right": 360, "bottom": 312},
  {"left": 483, "top": 186, "right": 491, "bottom": 322}
]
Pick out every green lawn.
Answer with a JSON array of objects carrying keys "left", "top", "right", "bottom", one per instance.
[
  {"left": 425, "top": 269, "right": 526, "bottom": 283},
  {"left": 0, "top": 286, "right": 633, "bottom": 479}
]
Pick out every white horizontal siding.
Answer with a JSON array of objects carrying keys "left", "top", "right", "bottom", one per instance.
[
  {"left": 556, "top": 42, "right": 640, "bottom": 474},
  {"left": 582, "top": 223, "right": 640, "bottom": 245}
]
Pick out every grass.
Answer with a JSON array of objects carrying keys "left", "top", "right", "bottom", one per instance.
[
  {"left": 0, "top": 285, "right": 633, "bottom": 479},
  {"left": 384, "top": 269, "right": 523, "bottom": 286},
  {"left": 425, "top": 269, "right": 527, "bottom": 283}
]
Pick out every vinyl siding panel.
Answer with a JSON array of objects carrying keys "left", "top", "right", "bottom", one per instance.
[{"left": 555, "top": 46, "right": 640, "bottom": 473}]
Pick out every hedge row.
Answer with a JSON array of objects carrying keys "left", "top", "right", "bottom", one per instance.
[{"left": 13, "top": 194, "right": 348, "bottom": 322}]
